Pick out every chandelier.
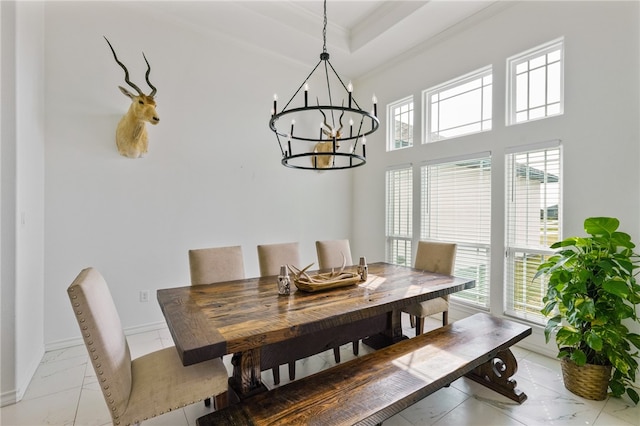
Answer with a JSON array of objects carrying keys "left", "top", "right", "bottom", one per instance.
[{"left": 269, "top": 0, "right": 380, "bottom": 170}]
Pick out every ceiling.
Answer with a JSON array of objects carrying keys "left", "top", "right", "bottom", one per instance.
[{"left": 149, "top": 1, "right": 508, "bottom": 78}]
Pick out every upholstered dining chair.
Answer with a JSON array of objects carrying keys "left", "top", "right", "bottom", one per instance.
[
  {"left": 67, "top": 267, "right": 228, "bottom": 426},
  {"left": 402, "top": 240, "right": 457, "bottom": 335},
  {"left": 257, "top": 242, "right": 300, "bottom": 277},
  {"left": 315, "top": 239, "right": 359, "bottom": 359},
  {"left": 257, "top": 241, "right": 300, "bottom": 384},
  {"left": 188, "top": 245, "right": 280, "bottom": 388},
  {"left": 316, "top": 239, "right": 354, "bottom": 271},
  {"left": 188, "top": 245, "right": 245, "bottom": 285}
]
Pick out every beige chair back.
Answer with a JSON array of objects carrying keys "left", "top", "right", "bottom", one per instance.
[
  {"left": 189, "top": 245, "right": 245, "bottom": 285},
  {"left": 67, "top": 268, "right": 132, "bottom": 421},
  {"left": 257, "top": 242, "right": 300, "bottom": 277},
  {"left": 316, "top": 239, "right": 353, "bottom": 269},
  {"left": 414, "top": 241, "right": 457, "bottom": 275}
]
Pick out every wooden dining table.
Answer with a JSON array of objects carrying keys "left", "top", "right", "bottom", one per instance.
[{"left": 157, "top": 262, "right": 475, "bottom": 399}]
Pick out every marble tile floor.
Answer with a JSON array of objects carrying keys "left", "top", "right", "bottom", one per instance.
[{"left": 2, "top": 315, "right": 639, "bottom": 426}]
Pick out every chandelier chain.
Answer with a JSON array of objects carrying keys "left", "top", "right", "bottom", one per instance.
[{"left": 322, "top": 0, "right": 327, "bottom": 54}]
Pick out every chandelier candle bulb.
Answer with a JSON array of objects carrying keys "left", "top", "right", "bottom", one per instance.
[
  {"left": 304, "top": 84, "right": 309, "bottom": 107},
  {"left": 372, "top": 94, "right": 378, "bottom": 116},
  {"left": 273, "top": 94, "right": 278, "bottom": 115},
  {"left": 290, "top": 120, "right": 295, "bottom": 136},
  {"left": 349, "top": 118, "right": 354, "bottom": 138},
  {"left": 348, "top": 82, "right": 353, "bottom": 108},
  {"left": 363, "top": 136, "right": 367, "bottom": 158}
]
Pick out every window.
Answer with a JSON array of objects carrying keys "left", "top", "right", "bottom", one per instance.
[
  {"left": 505, "top": 142, "right": 562, "bottom": 323},
  {"left": 385, "top": 166, "right": 412, "bottom": 266},
  {"left": 423, "top": 67, "right": 492, "bottom": 143},
  {"left": 387, "top": 97, "right": 414, "bottom": 150},
  {"left": 507, "top": 38, "right": 564, "bottom": 125},
  {"left": 421, "top": 154, "right": 491, "bottom": 308}
]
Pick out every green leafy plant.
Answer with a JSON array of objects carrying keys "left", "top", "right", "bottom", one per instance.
[{"left": 535, "top": 217, "right": 640, "bottom": 404}]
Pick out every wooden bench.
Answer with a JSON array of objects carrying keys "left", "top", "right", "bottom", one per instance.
[{"left": 197, "top": 313, "right": 532, "bottom": 426}]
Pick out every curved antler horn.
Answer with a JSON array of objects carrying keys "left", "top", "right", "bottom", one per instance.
[
  {"left": 318, "top": 98, "right": 331, "bottom": 138},
  {"left": 142, "top": 52, "right": 157, "bottom": 97},
  {"left": 104, "top": 36, "right": 144, "bottom": 96}
]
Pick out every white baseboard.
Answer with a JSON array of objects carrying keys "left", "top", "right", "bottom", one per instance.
[
  {"left": 1, "top": 389, "right": 17, "bottom": 408},
  {"left": 1, "top": 348, "right": 43, "bottom": 408}
]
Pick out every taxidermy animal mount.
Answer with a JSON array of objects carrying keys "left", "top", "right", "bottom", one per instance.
[
  {"left": 312, "top": 102, "right": 344, "bottom": 169},
  {"left": 104, "top": 37, "right": 159, "bottom": 158}
]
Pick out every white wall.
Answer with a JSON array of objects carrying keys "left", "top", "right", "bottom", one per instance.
[
  {"left": 15, "top": 0, "right": 46, "bottom": 401},
  {"left": 1, "top": 0, "right": 19, "bottom": 405},
  {"left": 1, "top": 0, "right": 46, "bottom": 405},
  {"left": 352, "top": 1, "right": 640, "bottom": 355},
  {"left": 42, "top": 1, "right": 354, "bottom": 347}
]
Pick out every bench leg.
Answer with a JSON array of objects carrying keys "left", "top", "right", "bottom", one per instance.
[{"left": 465, "top": 348, "right": 527, "bottom": 404}]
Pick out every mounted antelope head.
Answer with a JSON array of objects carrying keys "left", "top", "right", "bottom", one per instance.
[
  {"left": 312, "top": 102, "right": 345, "bottom": 168},
  {"left": 105, "top": 37, "right": 159, "bottom": 158}
]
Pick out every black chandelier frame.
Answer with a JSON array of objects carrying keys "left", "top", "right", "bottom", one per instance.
[{"left": 268, "top": 2, "right": 380, "bottom": 171}]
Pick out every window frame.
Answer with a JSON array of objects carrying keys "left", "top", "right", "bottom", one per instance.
[
  {"left": 504, "top": 140, "right": 562, "bottom": 323},
  {"left": 506, "top": 37, "right": 565, "bottom": 126},
  {"left": 422, "top": 66, "right": 493, "bottom": 144},
  {"left": 420, "top": 152, "right": 492, "bottom": 309},
  {"left": 386, "top": 96, "right": 414, "bottom": 151},
  {"left": 385, "top": 165, "right": 413, "bottom": 267}
]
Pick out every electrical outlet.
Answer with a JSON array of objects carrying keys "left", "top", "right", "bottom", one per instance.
[{"left": 139, "top": 290, "right": 150, "bottom": 303}]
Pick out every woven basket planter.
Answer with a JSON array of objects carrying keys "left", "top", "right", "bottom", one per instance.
[{"left": 561, "top": 357, "right": 612, "bottom": 401}]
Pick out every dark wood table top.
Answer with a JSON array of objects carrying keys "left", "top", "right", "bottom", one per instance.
[{"left": 157, "top": 262, "right": 475, "bottom": 366}]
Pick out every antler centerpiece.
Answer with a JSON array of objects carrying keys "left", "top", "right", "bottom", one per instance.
[{"left": 286, "top": 253, "right": 363, "bottom": 293}]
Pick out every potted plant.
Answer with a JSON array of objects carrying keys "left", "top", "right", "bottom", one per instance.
[{"left": 535, "top": 217, "right": 640, "bottom": 404}]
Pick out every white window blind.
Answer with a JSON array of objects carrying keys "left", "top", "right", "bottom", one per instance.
[
  {"left": 420, "top": 155, "right": 491, "bottom": 308},
  {"left": 386, "top": 166, "right": 413, "bottom": 266},
  {"left": 505, "top": 142, "right": 562, "bottom": 323}
]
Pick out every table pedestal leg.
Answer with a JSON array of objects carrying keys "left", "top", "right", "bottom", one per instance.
[
  {"left": 229, "top": 348, "right": 268, "bottom": 400},
  {"left": 362, "top": 310, "right": 408, "bottom": 349}
]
